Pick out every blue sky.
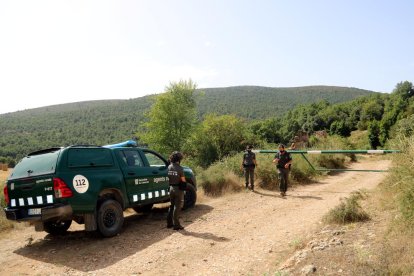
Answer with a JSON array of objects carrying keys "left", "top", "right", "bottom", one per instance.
[{"left": 0, "top": 0, "right": 413, "bottom": 114}]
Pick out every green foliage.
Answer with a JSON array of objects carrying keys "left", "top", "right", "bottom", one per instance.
[
  {"left": 0, "top": 98, "right": 154, "bottom": 162},
  {"left": 392, "top": 114, "right": 414, "bottom": 137},
  {"left": 250, "top": 118, "right": 283, "bottom": 144},
  {"left": 323, "top": 191, "right": 370, "bottom": 224},
  {"left": 141, "top": 80, "right": 197, "bottom": 154},
  {"left": 393, "top": 81, "right": 414, "bottom": 100},
  {"left": 330, "top": 121, "right": 351, "bottom": 137},
  {"left": 196, "top": 86, "right": 375, "bottom": 119},
  {"left": 368, "top": 120, "right": 381, "bottom": 149},
  {"left": 186, "top": 114, "right": 259, "bottom": 167},
  {"left": 348, "top": 130, "right": 370, "bottom": 150}
]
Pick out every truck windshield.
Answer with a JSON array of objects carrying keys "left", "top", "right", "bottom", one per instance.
[{"left": 9, "top": 149, "right": 61, "bottom": 180}]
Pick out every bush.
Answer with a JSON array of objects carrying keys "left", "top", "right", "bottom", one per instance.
[
  {"left": 323, "top": 191, "right": 370, "bottom": 224},
  {"left": 348, "top": 130, "right": 371, "bottom": 150},
  {"left": 199, "top": 168, "right": 242, "bottom": 196},
  {"left": 197, "top": 153, "right": 245, "bottom": 196},
  {"left": 255, "top": 154, "right": 279, "bottom": 189}
]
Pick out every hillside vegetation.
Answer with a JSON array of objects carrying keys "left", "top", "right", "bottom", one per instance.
[
  {"left": 198, "top": 86, "right": 375, "bottom": 119},
  {"left": 0, "top": 85, "right": 374, "bottom": 161}
]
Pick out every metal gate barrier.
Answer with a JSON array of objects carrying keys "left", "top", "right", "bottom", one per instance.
[{"left": 253, "top": 149, "right": 400, "bottom": 172}]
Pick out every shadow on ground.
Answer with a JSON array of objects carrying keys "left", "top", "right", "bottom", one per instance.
[
  {"left": 14, "top": 204, "right": 215, "bottom": 272},
  {"left": 253, "top": 190, "right": 323, "bottom": 200}
]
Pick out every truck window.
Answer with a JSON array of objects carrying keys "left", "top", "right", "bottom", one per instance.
[
  {"left": 68, "top": 148, "right": 113, "bottom": 168},
  {"left": 144, "top": 152, "right": 167, "bottom": 167},
  {"left": 9, "top": 149, "right": 60, "bottom": 180},
  {"left": 119, "top": 150, "right": 144, "bottom": 167}
]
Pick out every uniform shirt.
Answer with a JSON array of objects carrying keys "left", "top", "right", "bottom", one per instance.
[
  {"left": 168, "top": 163, "right": 184, "bottom": 185},
  {"left": 243, "top": 151, "right": 256, "bottom": 167},
  {"left": 274, "top": 151, "right": 292, "bottom": 168}
]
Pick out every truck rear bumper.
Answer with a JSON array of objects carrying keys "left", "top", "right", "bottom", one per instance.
[{"left": 4, "top": 204, "right": 73, "bottom": 222}]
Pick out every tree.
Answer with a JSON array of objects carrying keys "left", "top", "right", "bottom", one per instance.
[
  {"left": 250, "top": 118, "right": 282, "bottom": 144},
  {"left": 368, "top": 121, "right": 381, "bottom": 149},
  {"left": 330, "top": 121, "right": 351, "bottom": 137},
  {"left": 393, "top": 81, "right": 414, "bottom": 100},
  {"left": 141, "top": 80, "right": 197, "bottom": 154},
  {"left": 186, "top": 114, "right": 255, "bottom": 167}
]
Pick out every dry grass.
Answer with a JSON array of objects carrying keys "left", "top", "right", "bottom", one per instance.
[
  {"left": 378, "top": 226, "right": 414, "bottom": 275},
  {"left": 0, "top": 169, "right": 16, "bottom": 232},
  {"left": 323, "top": 190, "right": 370, "bottom": 224},
  {"left": 199, "top": 171, "right": 243, "bottom": 197}
]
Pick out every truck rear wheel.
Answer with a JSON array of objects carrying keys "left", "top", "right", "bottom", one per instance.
[
  {"left": 97, "top": 199, "right": 124, "bottom": 237},
  {"left": 183, "top": 184, "right": 197, "bottom": 210},
  {"left": 44, "top": 220, "right": 72, "bottom": 235},
  {"left": 132, "top": 203, "right": 154, "bottom": 213}
]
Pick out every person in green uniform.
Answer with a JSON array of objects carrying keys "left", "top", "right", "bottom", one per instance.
[
  {"left": 273, "top": 144, "right": 292, "bottom": 197},
  {"left": 241, "top": 145, "right": 258, "bottom": 191},
  {"left": 167, "top": 151, "right": 186, "bottom": 230}
]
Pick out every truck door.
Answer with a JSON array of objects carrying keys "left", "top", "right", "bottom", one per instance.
[
  {"left": 141, "top": 150, "right": 170, "bottom": 201},
  {"left": 118, "top": 149, "right": 155, "bottom": 205}
]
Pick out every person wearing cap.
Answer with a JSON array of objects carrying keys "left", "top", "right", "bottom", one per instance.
[
  {"left": 273, "top": 144, "right": 292, "bottom": 197},
  {"left": 241, "top": 145, "right": 258, "bottom": 191},
  {"left": 167, "top": 151, "right": 186, "bottom": 230}
]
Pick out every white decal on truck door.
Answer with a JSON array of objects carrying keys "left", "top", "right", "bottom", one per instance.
[{"left": 73, "top": 175, "right": 89, "bottom": 194}]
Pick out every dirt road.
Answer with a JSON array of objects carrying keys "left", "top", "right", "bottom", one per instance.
[{"left": 0, "top": 158, "right": 391, "bottom": 275}]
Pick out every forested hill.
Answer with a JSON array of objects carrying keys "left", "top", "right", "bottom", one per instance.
[
  {"left": 0, "top": 85, "right": 376, "bottom": 160},
  {"left": 197, "top": 86, "right": 375, "bottom": 118}
]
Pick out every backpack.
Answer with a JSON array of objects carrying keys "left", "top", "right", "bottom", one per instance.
[{"left": 243, "top": 152, "right": 255, "bottom": 167}]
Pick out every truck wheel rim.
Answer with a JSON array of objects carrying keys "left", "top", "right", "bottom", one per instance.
[{"left": 103, "top": 209, "right": 116, "bottom": 228}]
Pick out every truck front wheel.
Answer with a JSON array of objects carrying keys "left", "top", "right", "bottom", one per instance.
[
  {"left": 44, "top": 220, "right": 72, "bottom": 235},
  {"left": 97, "top": 199, "right": 124, "bottom": 237},
  {"left": 183, "top": 184, "right": 197, "bottom": 210}
]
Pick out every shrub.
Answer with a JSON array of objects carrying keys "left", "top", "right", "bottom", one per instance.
[
  {"left": 197, "top": 155, "right": 244, "bottom": 196},
  {"left": 348, "top": 130, "right": 371, "bottom": 150},
  {"left": 323, "top": 191, "right": 370, "bottom": 224}
]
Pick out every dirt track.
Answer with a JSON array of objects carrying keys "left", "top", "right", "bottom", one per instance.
[{"left": 0, "top": 158, "right": 391, "bottom": 275}]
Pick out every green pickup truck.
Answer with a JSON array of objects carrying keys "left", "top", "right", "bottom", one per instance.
[{"left": 3, "top": 141, "right": 197, "bottom": 237}]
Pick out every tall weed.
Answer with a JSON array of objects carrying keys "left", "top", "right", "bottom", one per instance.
[
  {"left": 323, "top": 190, "right": 370, "bottom": 224},
  {"left": 387, "top": 135, "right": 414, "bottom": 226}
]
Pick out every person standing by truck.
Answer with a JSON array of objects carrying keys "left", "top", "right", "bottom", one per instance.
[
  {"left": 167, "top": 151, "right": 186, "bottom": 230},
  {"left": 241, "top": 145, "right": 258, "bottom": 191},
  {"left": 273, "top": 144, "right": 292, "bottom": 197}
]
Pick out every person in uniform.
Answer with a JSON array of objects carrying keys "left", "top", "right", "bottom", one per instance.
[
  {"left": 241, "top": 145, "right": 258, "bottom": 191},
  {"left": 273, "top": 144, "right": 292, "bottom": 197},
  {"left": 167, "top": 151, "right": 186, "bottom": 230}
]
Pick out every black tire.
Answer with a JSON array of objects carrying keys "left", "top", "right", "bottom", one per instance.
[
  {"left": 97, "top": 199, "right": 124, "bottom": 237},
  {"left": 44, "top": 220, "right": 72, "bottom": 235},
  {"left": 132, "top": 203, "right": 154, "bottom": 213},
  {"left": 183, "top": 184, "right": 197, "bottom": 210}
]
